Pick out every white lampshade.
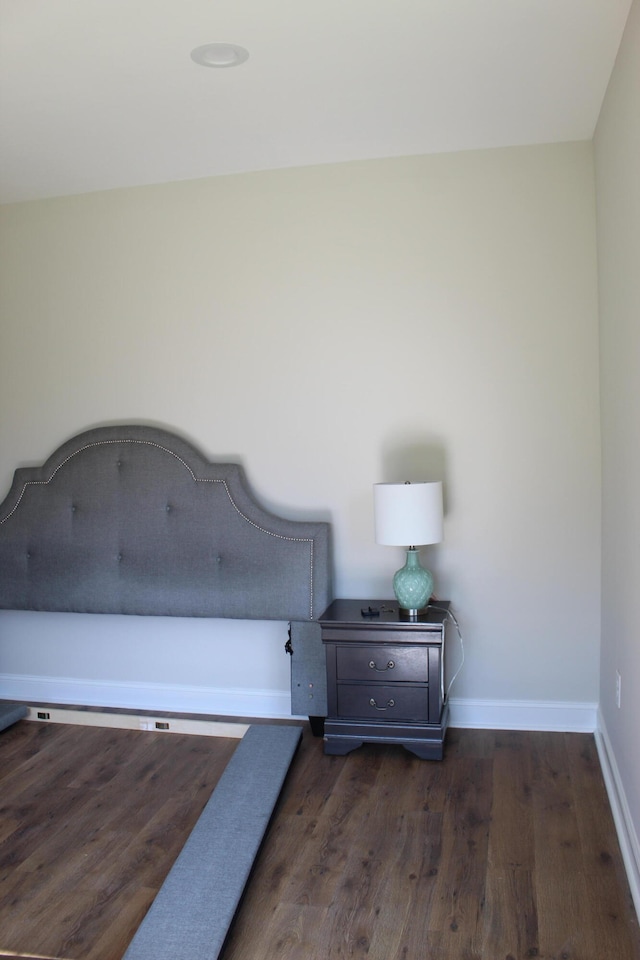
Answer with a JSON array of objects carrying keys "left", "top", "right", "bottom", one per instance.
[{"left": 374, "top": 481, "right": 443, "bottom": 546}]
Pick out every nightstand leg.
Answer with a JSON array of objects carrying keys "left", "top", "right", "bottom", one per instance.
[{"left": 308, "top": 716, "right": 325, "bottom": 737}]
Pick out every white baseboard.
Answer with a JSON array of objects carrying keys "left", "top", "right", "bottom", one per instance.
[
  {"left": 448, "top": 696, "right": 598, "bottom": 732},
  {"left": 1, "top": 675, "right": 600, "bottom": 731},
  {"left": 0, "top": 673, "right": 293, "bottom": 720},
  {"left": 595, "top": 709, "right": 640, "bottom": 922}
]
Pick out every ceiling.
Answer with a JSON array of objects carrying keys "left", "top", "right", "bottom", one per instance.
[{"left": 0, "top": 0, "right": 632, "bottom": 205}]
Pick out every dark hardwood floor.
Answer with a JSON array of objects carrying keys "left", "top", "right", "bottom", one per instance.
[
  {"left": 220, "top": 726, "right": 640, "bottom": 960},
  {"left": 1, "top": 720, "right": 638, "bottom": 960},
  {"left": 0, "top": 719, "right": 237, "bottom": 960}
]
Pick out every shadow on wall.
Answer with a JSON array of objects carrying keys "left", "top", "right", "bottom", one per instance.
[{"left": 379, "top": 437, "right": 449, "bottom": 508}]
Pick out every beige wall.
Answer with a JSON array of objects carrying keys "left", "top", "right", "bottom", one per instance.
[
  {"left": 595, "top": 0, "right": 640, "bottom": 872},
  {"left": 0, "top": 141, "right": 601, "bottom": 714}
]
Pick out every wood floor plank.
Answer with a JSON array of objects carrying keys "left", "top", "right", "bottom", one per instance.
[
  {"left": 0, "top": 723, "right": 101, "bottom": 805},
  {"left": 483, "top": 866, "right": 538, "bottom": 960},
  {"left": 0, "top": 780, "right": 100, "bottom": 877},
  {"left": 357, "top": 747, "right": 449, "bottom": 957},
  {"left": 230, "top": 901, "right": 331, "bottom": 960},
  {"left": 487, "top": 731, "right": 536, "bottom": 870},
  {"left": 481, "top": 731, "right": 539, "bottom": 959},
  {"left": 425, "top": 755, "right": 493, "bottom": 957},
  {"left": 531, "top": 732, "right": 599, "bottom": 958},
  {"left": 0, "top": 718, "right": 49, "bottom": 770},
  {"left": 327, "top": 816, "right": 409, "bottom": 955},
  {"left": 566, "top": 733, "right": 640, "bottom": 959},
  {"left": 531, "top": 732, "right": 585, "bottom": 875},
  {"left": 81, "top": 885, "right": 156, "bottom": 960}
]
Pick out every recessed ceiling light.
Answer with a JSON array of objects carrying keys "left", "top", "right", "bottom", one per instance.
[{"left": 190, "top": 43, "right": 249, "bottom": 68}]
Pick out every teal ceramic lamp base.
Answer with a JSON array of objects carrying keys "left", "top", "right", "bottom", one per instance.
[{"left": 393, "top": 547, "right": 433, "bottom": 616}]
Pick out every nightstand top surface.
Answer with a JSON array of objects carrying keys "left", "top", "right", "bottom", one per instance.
[{"left": 319, "top": 598, "right": 450, "bottom": 628}]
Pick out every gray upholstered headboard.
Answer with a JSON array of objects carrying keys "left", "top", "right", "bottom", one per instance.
[{"left": 0, "top": 425, "right": 332, "bottom": 717}]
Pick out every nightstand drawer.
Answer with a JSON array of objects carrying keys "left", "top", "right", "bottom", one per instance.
[
  {"left": 336, "top": 683, "right": 429, "bottom": 722},
  {"left": 336, "top": 645, "right": 428, "bottom": 683}
]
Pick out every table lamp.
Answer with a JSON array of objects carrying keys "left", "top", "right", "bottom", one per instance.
[{"left": 374, "top": 480, "right": 443, "bottom": 616}]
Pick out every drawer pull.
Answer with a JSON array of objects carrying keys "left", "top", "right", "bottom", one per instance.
[
  {"left": 369, "top": 698, "right": 395, "bottom": 710},
  {"left": 368, "top": 659, "right": 395, "bottom": 672}
]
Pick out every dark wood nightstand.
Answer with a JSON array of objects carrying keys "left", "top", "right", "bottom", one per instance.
[{"left": 319, "top": 598, "right": 450, "bottom": 760}]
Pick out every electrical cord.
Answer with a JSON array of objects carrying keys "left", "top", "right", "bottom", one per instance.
[{"left": 429, "top": 601, "right": 465, "bottom": 702}]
